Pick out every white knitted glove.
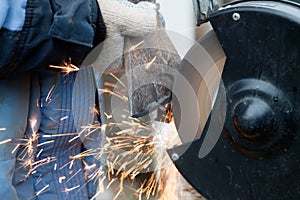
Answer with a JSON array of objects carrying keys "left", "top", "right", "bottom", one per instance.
[
  {"left": 96, "top": 0, "right": 158, "bottom": 73},
  {"left": 99, "top": 0, "right": 157, "bottom": 37}
]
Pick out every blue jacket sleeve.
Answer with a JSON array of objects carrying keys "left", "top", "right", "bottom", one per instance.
[
  {"left": 0, "top": 0, "right": 106, "bottom": 79},
  {"left": 0, "top": 73, "right": 30, "bottom": 200},
  {"left": 0, "top": 0, "right": 27, "bottom": 31},
  {"left": 0, "top": 0, "right": 9, "bottom": 28}
]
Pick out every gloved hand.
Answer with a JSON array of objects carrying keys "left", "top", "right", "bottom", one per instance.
[{"left": 96, "top": 0, "right": 158, "bottom": 73}]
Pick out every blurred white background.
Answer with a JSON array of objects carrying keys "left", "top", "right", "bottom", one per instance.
[{"left": 157, "top": 0, "right": 196, "bottom": 56}]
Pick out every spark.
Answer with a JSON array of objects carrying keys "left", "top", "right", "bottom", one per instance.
[
  {"left": 104, "top": 82, "right": 118, "bottom": 88},
  {"left": 90, "top": 176, "right": 106, "bottom": 200},
  {"left": 35, "top": 174, "right": 42, "bottom": 185},
  {"left": 63, "top": 185, "right": 80, "bottom": 193},
  {"left": 36, "top": 98, "right": 40, "bottom": 107},
  {"left": 49, "top": 59, "right": 79, "bottom": 74},
  {"left": 0, "top": 138, "right": 12, "bottom": 145},
  {"left": 99, "top": 88, "right": 128, "bottom": 102},
  {"left": 11, "top": 144, "right": 21, "bottom": 154},
  {"left": 83, "top": 160, "right": 97, "bottom": 171},
  {"left": 129, "top": 40, "right": 145, "bottom": 51},
  {"left": 65, "top": 169, "right": 82, "bottom": 184},
  {"left": 145, "top": 56, "right": 157, "bottom": 70},
  {"left": 36, "top": 140, "right": 55, "bottom": 147},
  {"left": 36, "top": 149, "right": 43, "bottom": 158},
  {"left": 93, "top": 107, "right": 100, "bottom": 115},
  {"left": 49, "top": 117, "right": 60, "bottom": 125},
  {"left": 42, "top": 133, "right": 78, "bottom": 138},
  {"left": 59, "top": 161, "right": 72, "bottom": 170},
  {"left": 139, "top": 189, "right": 143, "bottom": 200},
  {"left": 106, "top": 178, "right": 116, "bottom": 189},
  {"left": 16, "top": 118, "right": 40, "bottom": 175},
  {"left": 69, "top": 160, "right": 74, "bottom": 170},
  {"left": 60, "top": 116, "right": 69, "bottom": 121},
  {"left": 15, "top": 78, "right": 191, "bottom": 200},
  {"left": 70, "top": 149, "right": 96, "bottom": 160},
  {"left": 104, "top": 112, "right": 113, "bottom": 119},
  {"left": 68, "top": 135, "right": 80, "bottom": 143},
  {"left": 45, "top": 85, "right": 56, "bottom": 103},
  {"left": 52, "top": 108, "right": 71, "bottom": 111},
  {"left": 36, "top": 184, "right": 49, "bottom": 196},
  {"left": 113, "top": 173, "right": 124, "bottom": 200},
  {"left": 59, "top": 176, "right": 66, "bottom": 183},
  {"left": 90, "top": 122, "right": 160, "bottom": 199},
  {"left": 109, "top": 73, "right": 126, "bottom": 88},
  {"left": 87, "top": 105, "right": 183, "bottom": 200},
  {"left": 29, "top": 118, "right": 38, "bottom": 127},
  {"left": 31, "top": 157, "right": 56, "bottom": 170}
]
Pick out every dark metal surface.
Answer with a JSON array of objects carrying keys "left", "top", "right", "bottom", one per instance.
[
  {"left": 170, "top": 1, "right": 300, "bottom": 199},
  {"left": 125, "top": 0, "right": 180, "bottom": 118},
  {"left": 192, "top": 0, "right": 300, "bottom": 25}
]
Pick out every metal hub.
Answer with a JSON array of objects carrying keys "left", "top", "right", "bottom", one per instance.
[
  {"left": 224, "top": 79, "right": 294, "bottom": 158},
  {"left": 233, "top": 98, "right": 275, "bottom": 144}
]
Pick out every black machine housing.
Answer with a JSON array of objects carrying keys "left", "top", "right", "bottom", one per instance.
[{"left": 169, "top": 0, "right": 300, "bottom": 199}]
